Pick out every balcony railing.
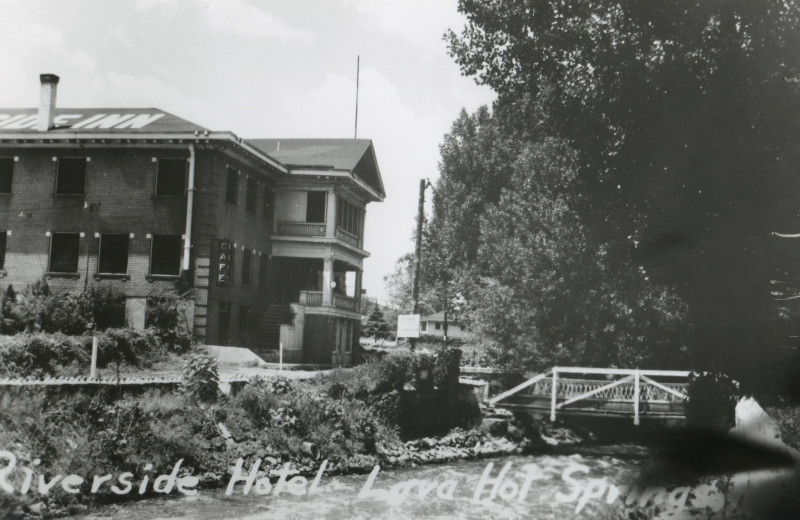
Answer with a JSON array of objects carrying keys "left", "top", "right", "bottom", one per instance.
[
  {"left": 336, "top": 227, "right": 361, "bottom": 248},
  {"left": 334, "top": 294, "right": 358, "bottom": 312},
  {"left": 278, "top": 221, "right": 327, "bottom": 237},
  {"left": 297, "top": 291, "right": 359, "bottom": 312},
  {"left": 299, "top": 290, "right": 323, "bottom": 306}
]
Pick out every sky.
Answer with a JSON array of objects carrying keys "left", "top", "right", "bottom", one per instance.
[{"left": 0, "top": 0, "right": 495, "bottom": 303}]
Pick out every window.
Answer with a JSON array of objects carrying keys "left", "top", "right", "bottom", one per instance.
[
  {"left": 239, "top": 305, "right": 249, "bottom": 342},
  {"left": 263, "top": 186, "right": 274, "bottom": 220},
  {"left": 55, "top": 157, "right": 86, "bottom": 195},
  {"left": 420, "top": 321, "right": 427, "bottom": 332},
  {"left": 435, "top": 322, "right": 442, "bottom": 330},
  {"left": 155, "top": 158, "right": 186, "bottom": 197},
  {"left": 336, "top": 196, "right": 364, "bottom": 239},
  {"left": 258, "top": 255, "right": 268, "bottom": 288},
  {"left": 218, "top": 302, "right": 230, "bottom": 345},
  {"left": 0, "top": 158, "right": 13, "bottom": 193},
  {"left": 241, "top": 248, "right": 252, "bottom": 286},
  {"left": 98, "top": 234, "right": 129, "bottom": 274},
  {"left": 226, "top": 167, "right": 238, "bottom": 205},
  {"left": 49, "top": 233, "right": 80, "bottom": 273},
  {"left": 245, "top": 178, "right": 257, "bottom": 213},
  {"left": 306, "top": 191, "right": 326, "bottom": 223},
  {"left": 0, "top": 232, "right": 6, "bottom": 269},
  {"left": 150, "top": 235, "right": 182, "bottom": 276}
]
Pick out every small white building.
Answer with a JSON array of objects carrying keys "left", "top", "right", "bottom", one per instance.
[{"left": 420, "top": 311, "right": 465, "bottom": 338}]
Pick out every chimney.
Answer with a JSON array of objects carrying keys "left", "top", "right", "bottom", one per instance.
[{"left": 37, "top": 74, "right": 60, "bottom": 132}]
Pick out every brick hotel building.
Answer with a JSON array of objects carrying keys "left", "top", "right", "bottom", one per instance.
[{"left": 0, "top": 74, "right": 385, "bottom": 365}]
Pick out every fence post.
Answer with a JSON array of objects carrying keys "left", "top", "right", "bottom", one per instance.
[
  {"left": 90, "top": 336, "right": 98, "bottom": 379},
  {"left": 633, "top": 369, "right": 640, "bottom": 426},
  {"left": 550, "top": 367, "right": 558, "bottom": 422},
  {"left": 279, "top": 342, "right": 283, "bottom": 371}
]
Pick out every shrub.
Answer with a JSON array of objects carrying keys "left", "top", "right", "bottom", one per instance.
[
  {"left": 182, "top": 353, "right": 220, "bottom": 403},
  {"left": 234, "top": 378, "right": 279, "bottom": 427},
  {"left": 434, "top": 348, "right": 462, "bottom": 390},
  {"left": 686, "top": 371, "right": 741, "bottom": 431},
  {"left": 87, "top": 286, "right": 126, "bottom": 330},
  {"left": 0, "top": 333, "right": 90, "bottom": 377},
  {"left": 96, "top": 328, "right": 163, "bottom": 369},
  {"left": 377, "top": 352, "right": 415, "bottom": 392},
  {"left": 146, "top": 290, "right": 194, "bottom": 351},
  {"left": 42, "top": 291, "right": 93, "bottom": 334}
]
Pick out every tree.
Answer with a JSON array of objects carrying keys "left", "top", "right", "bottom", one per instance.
[
  {"left": 472, "top": 138, "right": 690, "bottom": 369},
  {"left": 447, "top": 0, "right": 800, "bottom": 383},
  {"left": 363, "top": 305, "right": 391, "bottom": 340},
  {"left": 384, "top": 252, "right": 438, "bottom": 316}
]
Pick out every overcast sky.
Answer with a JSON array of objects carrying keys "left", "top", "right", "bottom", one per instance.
[{"left": 0, "top": 0, "right": 495, "bottom": 302}]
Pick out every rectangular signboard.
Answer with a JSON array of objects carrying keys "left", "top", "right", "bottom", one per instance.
[
  {"left": 215, "top": 239, "right": 234, "bottom": 286},
  {"left": 397, "top": 314, "right": 421, "bottom": 338}
]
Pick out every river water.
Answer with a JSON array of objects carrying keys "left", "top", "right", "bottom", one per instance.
[{"left": 73, "top": 453, "right": 643, "bottom": 520}]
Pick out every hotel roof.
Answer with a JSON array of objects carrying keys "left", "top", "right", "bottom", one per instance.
[{"left": 0, "top": 108, "right": 209, "bottom": 133}]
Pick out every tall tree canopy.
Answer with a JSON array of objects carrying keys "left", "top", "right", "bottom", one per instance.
[{"left": 445, "top": 0, "right": 800, "bottom": 382}]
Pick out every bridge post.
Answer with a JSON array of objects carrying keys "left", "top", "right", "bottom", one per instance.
[
  {"left": 550, "top": 367, "right": 558, "bottom": 422},
  {"left": 633, "top": 369, "right": 640, "bottom": 425}
]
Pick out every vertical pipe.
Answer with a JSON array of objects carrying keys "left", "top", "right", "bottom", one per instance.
[
  {"left": 550, "top": 368, "right": 558, "bottom": 422},
  {"left": 354, "top": 55, "right": 360, "bottom": 138},
  {"left": 634, "top": 369, "right": 640, "bottom": 426},
  {"left": 182, "top": 144, "right": 196, "bottom": 272},
  {"left": 90, "top": 336, "right": 98, "bottom": 379},
  {"left": 279, "top": 341, "right": 283, "bottom": 371}
]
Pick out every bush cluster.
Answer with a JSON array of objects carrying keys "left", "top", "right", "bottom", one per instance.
[
  {"left": 0, "top": 329, "right": 171, "bottom": 378},
  {"left": 1, "top": 281, "right": 126, "bottom": 335},
  {"left": 686, "top": 371, "right": 741, "bottom": 431}
]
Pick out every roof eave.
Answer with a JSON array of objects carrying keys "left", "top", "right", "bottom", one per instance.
[{"left": 0, "top": 131, "right": 289, "bottom": 174}]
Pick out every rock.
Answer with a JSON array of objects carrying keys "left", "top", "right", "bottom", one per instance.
[{"left": 479, "top": 417, "right": 509, "bottom": 436}]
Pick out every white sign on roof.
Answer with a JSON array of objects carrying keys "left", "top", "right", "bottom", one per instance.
[
  {"left": 397, "top": 314, "right": 420, "bottom": 338},
  {"left": 0, "top": 113, "right": 165, "bottom": 130}
]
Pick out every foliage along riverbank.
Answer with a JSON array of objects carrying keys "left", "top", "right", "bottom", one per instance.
[{"left": 0, "top": 348, "right": 541, "bottom": 520}]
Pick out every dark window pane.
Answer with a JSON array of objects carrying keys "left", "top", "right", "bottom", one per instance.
[
  {"left": 258, "top": 255, "right": 268, "bottom": 288},
  {"left": 0, "top": 233, "right": 6, "bottom": 269},
  {"left": 226, "top": 167, "right": 238, "bottom": 205},
  {"left": 56, "top": 158, "right": 86, "bottom": 195},
  {"left": 0, "top": 158, "right": 13, "bottom": 193},
  {"left": 50, "top": 233, "right": 79, "bottom": 272},
  {"left": 242, "top": 248, "right": 252, "bottom": 285},
  {"left": 246, "top": 178, "right": 257, "bottom": 213},
  {"left": 156, "top": 158, "right": 186, "bottom": 197},
  {"left": 239, "top": 305, "right": 249, "bottom": 341},
  {"left": 263, "top": 186, "right": 274, "bottom": 220},
  {"left": 151, "top": 235, "right": 182, "bottom": 275},
  {"left": 99, "top": 234, "right": 129, "bottom": 274},
  {"left": 306, "top": 191, "right": 326, "bottom": 223},
  {"left": 218, "top": 302, "right": 230, "bottom": 345}
]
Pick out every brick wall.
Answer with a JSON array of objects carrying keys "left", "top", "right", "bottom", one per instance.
[
  {"left": 192, "top": 150, "right": 278, "bottom": 346},
  {"left": 0, "top": 147, "right": 187, "bottom": 298}
]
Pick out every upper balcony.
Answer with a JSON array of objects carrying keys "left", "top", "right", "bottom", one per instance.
[{"left": 274, "top": 189, "right": 366, "bottom": 254}]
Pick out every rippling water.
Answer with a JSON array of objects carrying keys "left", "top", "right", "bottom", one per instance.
[{"left": 73, "top": 454, "right": 640, "bottom": 520}]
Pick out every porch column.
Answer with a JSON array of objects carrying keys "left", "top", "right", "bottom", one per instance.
[
  {"left": 326, "top": 190, "right": 337, "bottom": 238},
  {"left": 355, "top": 268, "right": 363, "bottom": 312},
  {"left": 322, "top": 258, "right": 334, "bottom": 306}
]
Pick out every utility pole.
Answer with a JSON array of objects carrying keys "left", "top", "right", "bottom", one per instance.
[{"left": 411, "top": 179, "right": 428, "bottom": 351}]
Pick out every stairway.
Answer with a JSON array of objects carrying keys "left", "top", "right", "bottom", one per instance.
[{"left": 251, "top": 304, "right": 291, "bottom": 361}]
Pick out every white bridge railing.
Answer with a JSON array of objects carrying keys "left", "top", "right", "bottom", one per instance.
[{"left": 489, "top": 366, "right": 690, "bottom": 425}]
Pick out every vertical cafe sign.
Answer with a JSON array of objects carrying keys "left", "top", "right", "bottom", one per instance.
[{"left": 216, "top": 239, "right": 234, "bottom": 286}]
